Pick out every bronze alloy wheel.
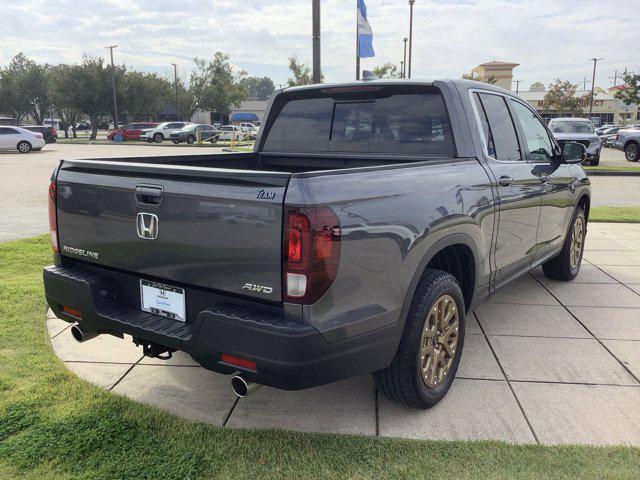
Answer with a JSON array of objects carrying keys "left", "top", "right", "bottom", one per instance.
[
  {"left": 420, "top": 294, "right": 459, "bottom": 388},
  {"left": 570, "top": 215, "right": 585, "bottom": 269}
]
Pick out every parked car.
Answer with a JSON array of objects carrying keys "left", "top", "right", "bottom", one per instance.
[
  {"left": 548, "top": 117, "right": 602, "bottom": 166},
  {"left": 0, "top": 126, "right": 46, "bottom": 152},
  {"left": 239, "top": 122, "right": 259, "bottom": 137},
  {"left": 614, "top": 127, "right": 640, "bottom": 162},
  {"left": 20, "top": 125, "right": 58, "bottom": 144},
  {"left": 107, "top": 122, "right": 159, "bottom": 141},
  {"left": 75, "top": 122, "right": 92, "bottom": 131},
  {"left": 598, "top": 126, "right": 623, "bottom": 148},
  {"left": 595, "top": 124, "right": 619, "bottom": 135},
  {"left": 43, "top": 79, "right": 590, "bottom": 409},
  {"left": 217, "top": 125, "right": 243, "bottom": 141},
  {"left": 140, "top": 122, "right": 190, "bottom": 143},
  {"left": 0, "top": 117, "right": 19, "bottom": 126},
  {"left": 169, "top": 124, "right": 220, "bottom": 144}
]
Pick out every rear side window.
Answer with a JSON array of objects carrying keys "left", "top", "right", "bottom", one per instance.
[
  {"left": 263, "top": 89, "right": 454, "bottom": 156},
  {"left": 476, "top": 93, "right": 521, "bottom": 161}
]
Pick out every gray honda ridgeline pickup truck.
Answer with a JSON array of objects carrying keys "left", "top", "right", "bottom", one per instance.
[{"left": 44, "top": 79, "right": 591, "bottom": 408}]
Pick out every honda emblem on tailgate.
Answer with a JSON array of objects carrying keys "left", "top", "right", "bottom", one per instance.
[{"left": 136, "top": 213, "right": 159, "bottom": 240}]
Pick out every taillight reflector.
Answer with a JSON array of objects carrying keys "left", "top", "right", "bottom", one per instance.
[
  {"left": 283, "top": 207, "right": 341, "bottom": 304},
  {"left": 221, "top": 354, "right": 257, "bottom": 372},
  {"left": 48, "top": 181, "right": 58, "bottom": 252},
  {"left": 62, "top": 305, "right": 81, "bottom": 318}
]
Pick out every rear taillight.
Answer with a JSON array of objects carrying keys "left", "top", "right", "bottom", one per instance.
[
  {"left": 48, "top": 181, "right": 58, "bottom": 252},
  {"left": 283, "top": 206, "right": 341, "bottom": 304},
  {"left": 51, "top": 127, "right": 57, "bottom": 136}
]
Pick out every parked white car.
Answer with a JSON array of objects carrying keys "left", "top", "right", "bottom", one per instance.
[
  {"left": 0, "top": 126, "right": 46, "bottom": 153},
  {"left": 218, "top": 125, "right": 243, "bottom": 141},
  {"left": 140, "top": 122, "right": 190, "bottom": 143}
]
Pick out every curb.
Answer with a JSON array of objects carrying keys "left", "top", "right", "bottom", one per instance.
[{"left": 585, "top": 170, "right": 640, "bottom": 176}]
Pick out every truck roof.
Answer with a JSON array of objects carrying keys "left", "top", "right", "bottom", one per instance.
[{"left": 278, "top": 78, "right": 513, "bottom": 96}]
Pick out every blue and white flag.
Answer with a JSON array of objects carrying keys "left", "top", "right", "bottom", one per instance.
[{"left": 357, "top": 0, "right": 375, "bottom": 58}]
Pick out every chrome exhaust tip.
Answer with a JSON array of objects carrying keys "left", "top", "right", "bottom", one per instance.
[
  {"left": 231, "top": 375, "right": 262, "bottom": 398},
  {"left": 70, "top": 324, "right": 99, "bottom": 343}
]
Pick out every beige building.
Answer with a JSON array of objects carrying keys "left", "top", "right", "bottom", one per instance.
[{"left": 471, "top": 61, "right": 520, "bottom": 91}]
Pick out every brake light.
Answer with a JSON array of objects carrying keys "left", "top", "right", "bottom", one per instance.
[
  {"left": 51, "top": 127, "right": 57, "bottom": 136},
  {"left": 48, "top": 181, "right": 58, "bottom": 252},
  {"left": 283, "top": 207, "right": 341, "bottom": 304}
]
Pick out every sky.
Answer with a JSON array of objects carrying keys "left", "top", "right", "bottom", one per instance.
[{"left": 0, "top": 0, "right": 636, "bottom": 92}]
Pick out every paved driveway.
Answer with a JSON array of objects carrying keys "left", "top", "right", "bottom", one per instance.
[{"left": 46, "top": 222, "right": 640, "bottom": 446}]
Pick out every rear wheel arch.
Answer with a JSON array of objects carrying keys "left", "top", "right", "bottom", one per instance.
[{"left": 402, "top": 235, "right": 479, "bottom": 323}]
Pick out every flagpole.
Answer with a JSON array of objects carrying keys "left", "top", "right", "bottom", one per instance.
[{"left": 356, "top": 1, "right": 360, "bottom": 80}]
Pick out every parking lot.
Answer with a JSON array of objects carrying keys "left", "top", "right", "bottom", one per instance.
[
  {"left": 0, "top": 143, "right": 638, "bottom": 242},
  {"left": 46, "top": 220, "right": 640, "bottom": 445}
]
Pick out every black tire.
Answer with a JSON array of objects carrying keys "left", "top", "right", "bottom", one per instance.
[
  {"left": 542, "top": 207, "right": 586, "bottom": 281},
  {"left": 186, "top": 135, "right": 195, "bottom": 144},
  {"left": 374, "top": 270, "right": 465, "bottom": 409},
  {"left": 589, "top": 153, "right": 600, "bottom": 166},
  {"left": 17, "top": 141, "right": 32, "bottom": 153},
  {"left": 625, "top": 143, "right": 639, "bottom": 162},
  {"left": 153, "top": 133, "right": 164, "bottom": 143}
]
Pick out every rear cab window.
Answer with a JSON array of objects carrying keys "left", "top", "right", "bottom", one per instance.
[{"left": 262, "top": 85, "right": 455, "bottom": 157}]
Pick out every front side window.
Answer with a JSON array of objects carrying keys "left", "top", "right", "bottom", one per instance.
[
  {"left": 477, "top": 93, "right": 521, "bottom": 161},
  {"left": 509, "top": 99, "right": 555, "bottom": 162}
]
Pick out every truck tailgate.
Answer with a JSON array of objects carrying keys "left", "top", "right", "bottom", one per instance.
[{"left": 55, "top": 159, "right": 290, "bottom": 301}]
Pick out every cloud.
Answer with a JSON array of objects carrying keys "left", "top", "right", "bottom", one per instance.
[{"left": 0, "top": 0, "right": 635, "bottom": 90}]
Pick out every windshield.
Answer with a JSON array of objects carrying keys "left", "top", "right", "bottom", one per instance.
[{"left": 550, "top": 120, "right": 595, "bottom": 134}]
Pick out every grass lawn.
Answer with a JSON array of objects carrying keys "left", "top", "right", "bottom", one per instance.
[
  {"left": 590, "top": 207, "right": 640, "bottom": 223},
  {"left": 1, "top": 237, "right": 639, "bottom": 479}
]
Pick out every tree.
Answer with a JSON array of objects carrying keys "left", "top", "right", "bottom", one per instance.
[
  {"left": 240, "top": 76, "right": 275, "bottom": 100},
  {"left": 123, "top": 71, "right": 171, "bottom": 121},
  {"left": 372, "top": 63, "right": 400, "bottom": 79},
  {"left": 50, "top": 64, "right": 81, "bottom": 138},
  {"left": 462, "top": 71, "right": 497, "bottom": 85},
  {"left": 613, "top": 73, "right": 640, "bottom": 106},
  {"left": 542, "top": 79, "right": 583, "bottom": 115},
  {"left": 190, "top": 52, "right": 247, "bottom": 119},
  {"left": 0, "top": 53, "right": 52, "bottom": 124},
  {"left": 287, "top": 57, "right": 323, "bottom": 86},
  {"left": 71, "top": 56, "right": 126, "bottom": 139}
]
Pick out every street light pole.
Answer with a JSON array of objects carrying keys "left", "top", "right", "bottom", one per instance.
[
  {"left": 171, "top": 63, "right": 180, "bottom": 120},
  {"left": 312, "top": 0, "right": 321, "bottom": 83},
  {"left": 106, "top": 45, "right": 119, "bottom": 129},
  {"left": 408, "top": 1, "right": 415, "bottom": 79},
  {"left": 589, "top": 57, "right": 603, "bottom": 119},
  {"left": 513, "top": 79, "right": 522, "bottom": 94},
  {"left": 402, "top": 37, "right": 408, "bottom": 78}
]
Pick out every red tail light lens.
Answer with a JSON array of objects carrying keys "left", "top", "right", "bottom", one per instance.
[
  {"left": 51, "top": 127, "right": 57, "bottom": 136},
  {"left": 283, "top": 207, "right": 341, "bottom": 304},
  {"left": 48, "top": 181, "right": 58, "bottom": 252}
]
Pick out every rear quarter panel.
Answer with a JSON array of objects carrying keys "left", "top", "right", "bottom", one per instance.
[{"left": 286, "top": 159, "right": 496, "bottom": 342}]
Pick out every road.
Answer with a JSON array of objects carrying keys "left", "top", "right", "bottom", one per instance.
[
  {"left": 0, "top": 144, "right": 637, "bottom": 242},
  {"left": 0, "top": 143, "right": 225, "bottom": 242}
]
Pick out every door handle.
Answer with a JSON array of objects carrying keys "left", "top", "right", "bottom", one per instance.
[
  {"left": 135, "top": 185, "right": 163, "bottom": 206},
  {"left": 498, "top": 176, "right": 512, "bottom": 187}
]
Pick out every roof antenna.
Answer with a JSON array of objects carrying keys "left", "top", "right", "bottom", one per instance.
[{"left": 362, "top": 70, "right": 379, "bottom": 81}]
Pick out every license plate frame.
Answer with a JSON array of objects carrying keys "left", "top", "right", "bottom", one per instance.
[{"left": 140, "top": 279, "right": 186, "bottom": 322}]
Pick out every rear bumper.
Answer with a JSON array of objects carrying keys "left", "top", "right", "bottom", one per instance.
[{"left": 43, "top": 264, "right": 398, "bottom": 390}]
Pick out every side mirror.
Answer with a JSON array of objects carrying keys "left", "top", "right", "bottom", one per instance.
[{"left": 561, "top": 141, "right": 586, "bottom": 164}]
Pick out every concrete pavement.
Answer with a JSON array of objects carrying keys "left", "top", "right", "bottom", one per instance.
[{"left": 47, "top": 222, "right": 640, "bottom": 446}]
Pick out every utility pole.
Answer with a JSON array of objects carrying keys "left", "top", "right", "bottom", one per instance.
[
  {"left": 171, "top": 63, "right": 180, "bottom": 121},
  {"left": 355, "top": 6, "right": 360, "bottom": 80},
  {"left": 400, "top": 61, "right": 404, "bottom": 79},
  {"left": 513, "top": 80, "right": 522, "bottom": 94},
  {"left": 402, "top": 37, "right": 408, "bottom": 78},
  {"left": 408, "top": 0, "right": 415, "bottom": 79},
  {"left": 589, "top": 57, "right": 603, "bottom": 119},
  {"left": 105, "top": 45, "right": 119, "bottom": 129},
  {"left": 609, "top": 70, "right": 619, "bottom": 87},
  {"left": 312, "top": 0, "right": 321, "bottom": 83}
]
